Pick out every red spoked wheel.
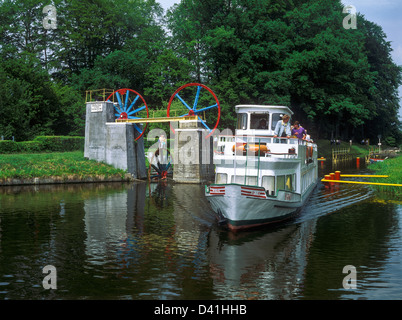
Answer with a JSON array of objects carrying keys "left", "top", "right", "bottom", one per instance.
[
  {"left": 106, "top": 88, "right": 149, "bottom": 141},
  {"left": 167, "top": 83, "right": 220, "bottom": 139}
]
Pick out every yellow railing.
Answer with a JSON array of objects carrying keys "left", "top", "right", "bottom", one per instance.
[
  {"left": 85, "top": 89, "right": 207, "bottom": 120},
  {"left": 85, "top": 89, "right": 115, "bottom": 103}
]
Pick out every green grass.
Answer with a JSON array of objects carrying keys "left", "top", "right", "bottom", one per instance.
[
  {"left": 0, "top": 151, "right": 128, "bottom": 181},
  {"left": 369, "top": 155, "right": 402, "bottom": 196}
]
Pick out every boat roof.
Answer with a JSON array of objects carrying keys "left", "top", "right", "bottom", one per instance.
[{"left": 235, "top": 105, "right": 294, "bottom": 115}]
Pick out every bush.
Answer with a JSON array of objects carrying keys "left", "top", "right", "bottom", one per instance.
[
  {"left": 33, "top": 136, "right": 84, "bottom": 152},
  {"left": 0, "top": 136, "right": 84, "bottom": 154},
  {"left": 0, "top": 140, "right": 20, "bottom": 153},
  {"left": 18, "top": 141, "right": 43, "bottom": 153},
  {"left": 384, "top": 136, "right": 396, "bottom": 147}
]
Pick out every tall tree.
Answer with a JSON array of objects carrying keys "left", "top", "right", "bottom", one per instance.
[
  {"left": 166, "top": 0, "right": 401, "bottom": 142},
  {"left": 0, "top": 0, "right": 166, "bottom": 140},
  {"left": 0, "top": 56, "right": 59, "bottom": 141},
  {"left": 359, "top": 18, "right": 402, "bottom": 143},
  {"left": 52, "top": 0, "right": 163, "bottom": 81}
]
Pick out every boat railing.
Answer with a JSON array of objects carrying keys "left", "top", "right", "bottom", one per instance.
[
  {"left": 215, "top": 135, "right": 315, "bottom": 158},
  {"left": 217, "top": 134, "right": 314, "bottom": 144}
]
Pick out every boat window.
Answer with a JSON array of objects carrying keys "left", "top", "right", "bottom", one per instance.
[
  {"left": 277, "top": 175, "right": 285, "bottom": 191},
  {"left": 262, "top": 176, "right": 275, "bottom": 194},
  {"left": 237, "top": 113, "right": 248, "bottom": 130},
  {"left": 230, "top": 175, "right": 258, "bottom": 185},
  {"left": 216, "top": 173, "right": 227, "bottom": 184},
  {"left": 245, "top": 176, "right": 258, "bottom": 186},
  {"left": 232, "top": 175, "right": 244, "bottom": 184},
  {"left": 250, "top": 113, "right": 269, "bottom": 130},
  {"left": 285, "top": 174, "right": 295, "bottom": 191},
  {"left": 271, "top": 113, "right": 283, "bottom": 131}
]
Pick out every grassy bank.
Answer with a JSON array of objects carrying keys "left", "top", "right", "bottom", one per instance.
[
  {"left": 368, "top": 155, "right": 402, "bottom": 196},
  {"left": 315, "top": 139, "right": 371, "bottom": 159},
  {"left": 0, "top": 151, "right": 131, "bottom": 185}
]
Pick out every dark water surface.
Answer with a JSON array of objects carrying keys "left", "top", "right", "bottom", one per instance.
[{"left": 0, "top": 162, "right": 401, "bottom": 300}]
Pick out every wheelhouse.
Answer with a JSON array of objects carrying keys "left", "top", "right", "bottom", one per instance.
[{"left": 235, "top": 105, "right": 293, "bottom": 136}]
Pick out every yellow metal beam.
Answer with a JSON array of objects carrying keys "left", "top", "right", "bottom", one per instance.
[
  {"left": 340, "top": 174, "right": 389, "bottom": 178},
  {"left": 321, "top": 179, "right": 402, "bottom": 187},
  {"left": 116, "top": 116, "right": 199, "bottom": 124}
]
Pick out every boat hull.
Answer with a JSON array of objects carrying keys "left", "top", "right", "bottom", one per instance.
[
  {"left": 206, "top": 182, "right": 317, "bottom": 231},
  {"left": 369, "top": 158, "right": 385, "bottom": 164}
]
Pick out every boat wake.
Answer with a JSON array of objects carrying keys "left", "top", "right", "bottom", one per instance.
[{"left": 295, "top": 181, "right": 375, "bottom": 224}]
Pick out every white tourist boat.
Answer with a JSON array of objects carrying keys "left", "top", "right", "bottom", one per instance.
[{"left": 205, "top": 105, "right": 318, "bottom": 231}]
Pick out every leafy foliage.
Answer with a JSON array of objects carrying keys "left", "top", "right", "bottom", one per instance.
[
  {"left": 0, "top": 136, "right": 84, "bottom": 154},
  {"left": 0, "top": 0, "right": 400, "bottom": 144}
]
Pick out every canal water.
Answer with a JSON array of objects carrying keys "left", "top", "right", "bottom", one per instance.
[{"left": 0, "top": 161, "right": 401, "bottom": 300}]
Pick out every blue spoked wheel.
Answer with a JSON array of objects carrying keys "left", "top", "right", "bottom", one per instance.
[
  {"left": 167, "top": 83, "right": 220, "bottom": 139},
  {"left": 106, "top": 88, "right": 149, "bottom": 141},
  {"left": 148, "top": 148, "right": 173, "bottom": 181}
]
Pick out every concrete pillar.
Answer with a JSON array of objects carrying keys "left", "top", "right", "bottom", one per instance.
[
  {"left": 84, "top": 100, "right": 147, "bottom": 179},
  {"left": 106, "top": 123, "right": 137, "bottom": 176},
  {"left": 173, "top": 121, "right": 214, "bottom": 184},
  {"left": 105, "top": 123, "right": 147, "bottom": 179},
  {"left": 84, "top": 101, "right": 115, "bottom": 160}
]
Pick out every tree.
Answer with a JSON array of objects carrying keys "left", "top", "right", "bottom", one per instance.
[
  {"left": 1, "top": 0, "right": 400, "bottom": 144},
  {"left": 0, "top": 56, "right": 59, "bottom": 141},
  {"left": 144, "top": 47, "right": 193, "bottom": 106},
  {"left": 0, "top": 0, "right": 167, "bottom": 140},
  {"left": 359, "top": 18, "right": 402, "bottom": 143},
  {"left": 166, "top": 0, "right": 401, "bottom": 142},
  {"left": 282, "top": 1, "right": 379, "bottom": 140}
]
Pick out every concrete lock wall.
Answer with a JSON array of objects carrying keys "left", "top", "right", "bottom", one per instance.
[
  {"left": 84, "top": 101, "right": 147, "bottom": 179},
  {"left": 84, "top": 101, "right": 214, "bottom": 183},
  {"left": 173, "top": 124, "right": 214, "bottom": 184},
  {"left": 84, "top": 101, "right": 115, "bottom": 161}
]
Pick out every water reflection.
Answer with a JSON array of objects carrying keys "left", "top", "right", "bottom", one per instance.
[
  {"left": 0, "top": 175, "right": 401, "bottom": 300},
  {"left": 84, "top": 183, "right": 146, "bottom": 266},
  {"left": 207, "top": 221, "right": 317, "bottom": 299}
]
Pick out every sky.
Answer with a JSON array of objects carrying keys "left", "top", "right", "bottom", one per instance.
[{"left": 158, "top": 0, "right": 402, "bottom": 119}]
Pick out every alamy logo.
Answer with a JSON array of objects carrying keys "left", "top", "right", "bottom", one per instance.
[
  {"left": 343, "top": 5, "right": 357, "bottom": 30},
  {"left": 42, "top": 265, "right": 57, "bottom": 289},
  {"left": 342, "top": 265, "right": 357, "bottom": 289},
  {"left": 43, "top": 5, "right": 57, "bottom": 30}
]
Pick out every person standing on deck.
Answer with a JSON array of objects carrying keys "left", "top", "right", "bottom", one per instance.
[
  {"left": 273, "top": 114, "right": 291, "bottom": 142},
  {"left": 291, "top": 121, "right": 306, "bottom": 140}
]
